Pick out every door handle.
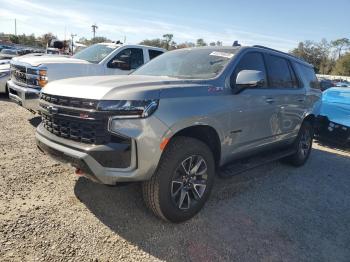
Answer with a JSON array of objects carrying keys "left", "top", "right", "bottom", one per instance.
[
  {"left": 265, "top": 98, "right": 275, "bottom": 104},
  {"left": 297, "top": 98, "right": 306, "bottom": 102}
]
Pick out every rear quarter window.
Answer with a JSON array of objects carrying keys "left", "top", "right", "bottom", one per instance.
[
  {"left": 148, "top": 49, "right": 164, "bottom": 60},
  {"left": 293, "top": 63, "right": 319, "bottom": 89}
]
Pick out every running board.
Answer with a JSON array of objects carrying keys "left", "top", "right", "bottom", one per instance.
[{"left": 219, "top": 148, "right": 296, "bottom": 178}]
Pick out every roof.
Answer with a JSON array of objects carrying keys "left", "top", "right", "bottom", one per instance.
[
  {"left": 251, "top": 45, "right": 312, "bottom": 67},
  {"left": 171, "top": 45, "right": 312, "bottom": 67}
]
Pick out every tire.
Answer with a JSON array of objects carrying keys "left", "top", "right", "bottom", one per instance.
[
  {"left": 142, "top": 136, "right": 215, "bottom": 223},
  {"left": 283, "top": 121, "right": 314, "bottom": 166}
]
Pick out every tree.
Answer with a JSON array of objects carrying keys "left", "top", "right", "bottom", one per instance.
[
  {"left": 216, "top": 41, "right": 223, "bottom": 46},
  {"left": 90, "top": 36, "right": 110, "bottom": 44},
  {"left": 176, "top": 42, "right": 195, "bottom": 49},
  {"left": 75, "top": 36, "right": 110, "bottom": 46},
  {"left": 317, "top": 39, "right": 334, "bottom": 74},
  {"left": 331, "top": 38, "right": 350, "bottom": 59},
  {"left": 290, "top": 40, "right": 332, "bottom": 73},
  {"left": 209, "top": 42, "right": 216, "bottom": 46},
  {"left": 139, "top": 38, "right": 164, "bottom": 48},
  {"left": 196, "top": 38, "right": 207, "bottom": 47},
  {"left": 332, "top": 52, "right": 350, "bottom": 76},
  {"left": 162, "top": 34, "right": 174, "bottom": 50},
  {"left": 139, "top": 34, "right": 177, "bottom": 50},
  {"left": 9, "top": 35, "right": 19, "bottom": 44},
  {"left": 39, "top": 33, "right": 55, "bottom": 47}
]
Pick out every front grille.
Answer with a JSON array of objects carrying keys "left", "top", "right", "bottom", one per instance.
[
  {"left": 42, "top": 113, "right": 109, "bottom": 144},
  {"left": 40, "top": 93, "right": 98, "bottom": 110},
  {"left": 11, "top": 64, "right": 27, "bottom": 85},
  {"left": 11, "top": 63, "right": 43, "bottom": 88},
  {"left": 40, "top": 93, "right": 112, "bottom": 144}
]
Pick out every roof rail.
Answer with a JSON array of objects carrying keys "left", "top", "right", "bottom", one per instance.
[{"left": 252, "top": 45, "right": 306, "bottom": 63}]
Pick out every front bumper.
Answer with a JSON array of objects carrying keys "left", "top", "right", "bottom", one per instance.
[
  {"left": 7, "top": 79, "right": 40, "bottom": 111},
  {"left": 0, "top": 72, "right": 10, "bottom": 93},
  {"left": 36, "top": 113, "right": 170, "bottom": 184},
  {"left": 36, "top": 124, "right": 140, "bottom": 184}
]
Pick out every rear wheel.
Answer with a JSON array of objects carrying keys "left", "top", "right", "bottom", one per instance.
[
  {"left": 283, "top": 121, "right": 313, "bottom": 166},
  {"left": 142, "top": 137, "right": 215, "bottom": 222}
]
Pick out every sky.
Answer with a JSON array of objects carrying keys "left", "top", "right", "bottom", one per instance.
[{"left": 0, "top": 0, "right": 349, "bottom": 51}]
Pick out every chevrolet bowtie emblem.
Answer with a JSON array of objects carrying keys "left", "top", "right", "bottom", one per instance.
[{"left": 79, "top": 113, "right": 89, "bottom": 118}]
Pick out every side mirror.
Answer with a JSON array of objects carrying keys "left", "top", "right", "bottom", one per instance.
[
  {"left": 235, "top": 70, "right": 265, "bottom": 91},
  {"left": 110, "top": 54, "right": 131, "bottom": 70}
]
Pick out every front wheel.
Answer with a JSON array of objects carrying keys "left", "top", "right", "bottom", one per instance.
[
  {"left": 142, "top": 137, "right": 215, "bottom": 222},
  {"left": 283, "top": 121, "right": 314, "bottom": 166}
]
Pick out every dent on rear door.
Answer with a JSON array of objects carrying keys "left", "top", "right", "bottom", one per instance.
[{"left": 275, "top": 88, "right": 306, "bottom": 137}]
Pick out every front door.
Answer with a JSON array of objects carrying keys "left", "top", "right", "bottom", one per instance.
[
  {"left": 105, "top": 47, "right": 144, "bottom": 75},
  {"left": 228, "top": 52, "right": 279, "bottom": 154}
]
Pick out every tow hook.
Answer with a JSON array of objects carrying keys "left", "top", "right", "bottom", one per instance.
[{"left": 75, "top": 168, "right": 85, "bottom": 176}]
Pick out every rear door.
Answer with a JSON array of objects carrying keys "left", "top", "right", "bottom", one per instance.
[{"left": 264, "top": 54, "right": 306, "bottom": 138}]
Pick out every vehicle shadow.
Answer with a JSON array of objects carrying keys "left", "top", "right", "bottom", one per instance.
[
  {"left": 74, "top": 147, "right": 350, "bottom": 261},
  {"left": 0, "top": 93, "right": 9, "bottom": 101}
]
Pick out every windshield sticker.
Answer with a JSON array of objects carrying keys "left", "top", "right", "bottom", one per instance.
[{"left": 209, "top": 51, "right": 234, "bottom": 59}]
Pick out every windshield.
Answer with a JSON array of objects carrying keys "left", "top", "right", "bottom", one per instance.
[
  {"left": 1, "top": 49, "right": 17, "bottom": 55},
  {"left": 73, "top": 44, "right": 117, "bottom": 63},
  {"left": 133, "top": 48, "right": 238, "bottom": 79}
]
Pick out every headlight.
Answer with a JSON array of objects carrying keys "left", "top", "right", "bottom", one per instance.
[{"left": 97, "top": 99, "right": 159, "bottom": 119}]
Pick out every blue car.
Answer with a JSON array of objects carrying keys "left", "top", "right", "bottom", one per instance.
[{"left": 316, "top": 87, "right": 350, "bottom": 145}]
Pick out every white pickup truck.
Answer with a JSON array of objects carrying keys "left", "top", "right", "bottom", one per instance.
[{"left": 7, "top": 43, "right": 165, "bottom": 112}]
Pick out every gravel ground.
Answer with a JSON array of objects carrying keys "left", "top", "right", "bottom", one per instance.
[{"left": 1, "top": 94, "right": 350, "bottom": 262}]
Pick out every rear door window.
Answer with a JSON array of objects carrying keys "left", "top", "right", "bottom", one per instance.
[{"left": 265, "top": 55, "right": 297, "bottom": 88}]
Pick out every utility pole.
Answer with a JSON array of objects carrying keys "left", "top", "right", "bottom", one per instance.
[
  {"left": 14, "top": 19, "right": 17, "bottom": 36},
  {"left": 91, "top": 24, "right": 98, "bottom": 39},
  {"left": 71, "top": 34, "right": 76, "bottom": 55}
]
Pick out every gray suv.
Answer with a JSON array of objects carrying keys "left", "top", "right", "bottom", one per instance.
[{"left": 36, "top": 46, "right": 321, "bottom": 222}]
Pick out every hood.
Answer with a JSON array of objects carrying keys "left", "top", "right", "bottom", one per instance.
[
  {"left": 42, "top": 75, "right": 207, "bottom": 100},
  {"left": 0, "top": 55, "right": 16, "bottom": 59},
  {"left": 12, "top": 55, "right": 90, "bottom": 67},
  {"left": 0, "top": 59, "right": 10, "bottom": 65},
  {"left": 0, "top": 63, "right": 10, "bottom": 71}
]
